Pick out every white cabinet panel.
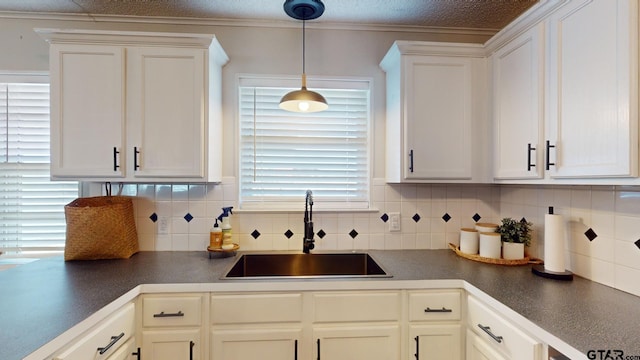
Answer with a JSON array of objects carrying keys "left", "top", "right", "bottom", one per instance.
[
  {"left": 142, "top": 329, "right": 201, "bottom": 360},
  {"left": 410, "top": 324, "right": 462, "bottom": 360},
  {"left": 211, "top": 328, "right": 302, "bottom": 360},
  {"left": 313, "top": 325, "right": 400, "bottom": 360}
]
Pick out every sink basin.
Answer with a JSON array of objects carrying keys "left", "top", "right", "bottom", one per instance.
[{"left": 221, "top": 252, "right": 391, "bottom": 279}]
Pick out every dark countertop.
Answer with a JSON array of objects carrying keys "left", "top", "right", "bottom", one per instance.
[{"left": 1, "top": 250, "right": 639, "bottom": 360}]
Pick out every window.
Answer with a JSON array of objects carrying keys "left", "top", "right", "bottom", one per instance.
[
  {"left": 0, "top": 77, "right": 78, "bottom": 252},
  {"left": 238, "top": 76, "right": 371, "bottom": 210}
]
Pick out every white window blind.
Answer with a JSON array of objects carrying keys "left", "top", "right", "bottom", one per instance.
[
  {"left": 0, "top": 82, "right": 78, "bottom": 251},
  {"left": 239, "top": 78, "right": 371, "bottom": 210}
]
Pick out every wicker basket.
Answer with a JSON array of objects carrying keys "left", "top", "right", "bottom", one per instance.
[{"left": 64, "top": 196, "right": 139, "bottom": 261}]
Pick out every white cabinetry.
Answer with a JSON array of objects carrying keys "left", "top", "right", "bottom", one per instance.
[
  {"left": 37, "top": 29, "right": 228, "bottom": 182},
  {"left": 492, "top": 24, "right": 545, "bottom": 179},
  {"left": 53, "top": 302, "right": 135, "bottom": 360},
  {"left": 380, "top": 41, "right": 489, "bottom": 183},
  {"left": 140, "top": 294, "right": 205, "bottom": 360},
  {"left": 466, "top": 295, "right": 543, "bottom": 360},
  {"left": 546, "top": 0, "right": 638, "bottom": 178},
  {"left": 408, "top": 290, "right": 462, "bottom": 360}
]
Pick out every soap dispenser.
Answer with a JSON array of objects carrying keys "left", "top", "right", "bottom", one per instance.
[{"left": 209, "top": 219, "right": 222, "bottom": 249}]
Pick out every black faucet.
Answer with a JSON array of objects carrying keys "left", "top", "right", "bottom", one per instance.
[{"left": 303, "top": 190, "right": 315, "bottom": 254}]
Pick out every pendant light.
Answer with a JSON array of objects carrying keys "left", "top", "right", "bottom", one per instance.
[{"left": 279, "top": 0, "right": 328, "bottom": 113}]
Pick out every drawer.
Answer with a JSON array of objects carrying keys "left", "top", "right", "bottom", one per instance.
[
  {"left": 105, "top": 337, "right": 137, "bottom": 360},
  {"left": 312, "top": 291, "right": 400, "bottom": 323},
  {"left": 211, "top": 293, "right": 303, "bottom": 324},
  {"left": 408, "top": 290, "right": 461, "bottom": 321},
  {"left": 55, "top": 302, "right": 135, "bottom": 360},
  {"left": 467, "top": 296, "right": 542, "bottom": 360},
  {"left": 142, "top": 295, "right": 202, "bottom": 327}
]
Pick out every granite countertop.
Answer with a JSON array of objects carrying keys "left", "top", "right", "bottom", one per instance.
[{"left": 1, "top": 250, "right": 639, "bottom": 360}]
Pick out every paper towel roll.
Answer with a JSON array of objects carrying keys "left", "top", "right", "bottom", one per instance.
[{"left": 544, "top": 213, "right": 566, "bottom": 272}]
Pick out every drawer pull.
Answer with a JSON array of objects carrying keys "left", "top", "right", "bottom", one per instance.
[
  {"left": 295, "top": 339, "right": 298, "bottom": 360},
  {"left": 153, "top": 310, "right": 185, "bottom": 318},
  {"left": 545, "top": 140, "right": 556, "bottom": 170},
  {"left": 424, "top": 307, "right": 452, "bottom": 313},
  {"left": 478, "top": 324, "right": 503, "bottom": 343},
  {"left": 317, "top": 338, "right": 321, "bottom": 360},
  {"left": 132, "top": 347, "right": 141, "bottom": 360},
  {"left": 527, "top": 143, "right": 536, "bottom": 171},
  {"left": 414, "top": 336, "right": 419, "bottom": 359},
  {"left": 97, "top": 332, "right": 124, "bottom": 355},
  {"left": 190, "top": 340, "right": 195, "bottom": 360}
]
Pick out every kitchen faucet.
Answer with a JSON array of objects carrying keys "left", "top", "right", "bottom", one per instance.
[{"left": 303, "top": 190, "right": 315, "bottom": 254}]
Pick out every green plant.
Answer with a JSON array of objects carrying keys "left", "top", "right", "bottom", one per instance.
[{"left": 497, "top": 217, "right": 532, "bottom": 246}]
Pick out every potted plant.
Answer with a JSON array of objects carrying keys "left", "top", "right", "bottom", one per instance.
[{"left": 496, "top": 217, "right": 532, "bottom": 260}]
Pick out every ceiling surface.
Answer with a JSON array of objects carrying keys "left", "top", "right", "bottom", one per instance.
[{"left": 0, "top": 0, "right": 539, "bottom": 32}]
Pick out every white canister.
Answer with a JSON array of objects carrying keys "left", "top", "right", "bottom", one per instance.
[
  {"left": 479, "top": 232, "right": 502, "bottom": 259},
  {"left": 475, "top": 222, "right": 498, "bottom": 233},
  {"left": 459, "top": 228, "right": 479, "bottom": 254}
]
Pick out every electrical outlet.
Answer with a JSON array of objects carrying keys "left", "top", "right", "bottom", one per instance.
[
  {"left": 389, "top": 212, "right": 401, "bottom": 232},
  {"left": 157, "top": 217, "right": 169, "bottom": 235}
]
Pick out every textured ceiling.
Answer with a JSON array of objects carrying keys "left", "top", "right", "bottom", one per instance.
[{"left": 0, "top": 0, "right": 539, "bottom": 31}]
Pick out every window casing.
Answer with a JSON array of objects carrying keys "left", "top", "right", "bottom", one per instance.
[
  {"left": 0, "top": 76, "right": 78, "bottom": 252},
  {"left": 238, "top": 76, "right": 371, "bottom": 210}
]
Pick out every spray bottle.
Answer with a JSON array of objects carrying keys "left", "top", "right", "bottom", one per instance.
[{"left": 218, "top": 206, "right": 234, "bottom": 250}]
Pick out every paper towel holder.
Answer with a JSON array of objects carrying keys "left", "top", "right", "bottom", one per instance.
[{"left": 532, "top": 206, "right": 573, "bottom": 280}]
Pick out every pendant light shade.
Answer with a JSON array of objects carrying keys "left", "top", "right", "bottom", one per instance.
[{"left": 279, "top": 0, "right": 328, "bottom": 113}]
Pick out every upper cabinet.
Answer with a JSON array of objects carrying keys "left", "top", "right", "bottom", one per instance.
[
  {"left": 380, "top": 41, "right": 489, "bottom": 183},
  {"left": 36, "top": 29, "right": 229, "bottom": 182}
]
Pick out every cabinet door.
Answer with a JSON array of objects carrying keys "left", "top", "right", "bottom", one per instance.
[
  {"left": 211, "top": 328, "right": 302, "bottom": 360},
  {"left": 466, "top": 329, "right": 508, "bottom": 360},
  {"left": 127, "top": 47, "right": 206, "bottom": 179},
  {"left": 141, "top": 329, "right": 201, "bottom": 360},
  {"left": 492, "top": 24, "right": 545, "bottom": 179},
  {"left": 404, "top": 55, "right": 473, "bottom": 180},
  {"left": 314, "top": 325, "right": 399, "bottom": 360},
  {"left": 410, "top": 324, "right": 462, "bottom": 360},
  {"left": 106, "top": 337, "right": 137, "bottom": 360},
  {"left": 546, "top": 0, "right": 638, "bottom": 178},
  {"left": 49, "top": 44, "right": 125, "bottom": 179}
]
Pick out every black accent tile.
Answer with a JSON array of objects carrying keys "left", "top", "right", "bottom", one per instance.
[
  {"left": 149, "top": 213, "right": 158, "bottom": 222},
  {"left": 380, "top": 213, "right": 389, "bottom": 222},
  {"left": 251, "top": 230, "right": 261, "bottom": 239},
  {"left": 317, "top": 229, "right": 326, "bottom": 239},
  {"left": 584, "top": 228, "right": 598, "bottom": 242},
  {"left": 349, "top": 229, "right": 359, "bottom": 239},
  {"left": 184, "top": 213, "right": 193, "bottom": 222},
  {"left": 635, "top": 239, "right": 640, "bottom": 250},
  {"left": 472, "top": 213, "right": 481, "bottom": 222},
  {"left": 442, "top": 213, "right": 451, "bottom": 222},
  {"left": 284, "top": 229, "right": 294, "bottom": 239},
  {"left": 412, "top": 213, "right": 421, "bottom": 222}
]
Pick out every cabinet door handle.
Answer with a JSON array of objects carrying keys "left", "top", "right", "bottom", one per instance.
[
  {"left": 527, "top": 143, "right": 536, "bottom": 171},
  {"left": 545, "top": 140, "right": 556, "bottom": 170},
  {"left": 153, "top": 310, "right": 184, "bottom": 318},
  {"left": 317, "top": 339, "right": 321, "bottom": 360},
  {"left": 113, "top": 147, "right": 120, "bottom": 172},
  {"left": 97, "top": 332, "right": 124, "bottom": 355},
  {"left": 189, "top": 340, "right": 195, "bottom": 360},
  {"left": 134, "top": 146, "right": 141, "bottom": 171},
  {"left": 424, "top": 307, "right": 452, "bottom": 313},
  {"left": 409, "top": 149, "right": 414, "bottom": 173},
  {"left": 478, "top": 324, "right": 503, "bottom": 343},
  {"left": 132, "top": 347, "right": 141, "bottom": 360},
  {"left": 294, "top": 339, "right": 298, "bottom": 360},
  {"left": 414, "top": 336, "right": 419, "bottom": 359}
]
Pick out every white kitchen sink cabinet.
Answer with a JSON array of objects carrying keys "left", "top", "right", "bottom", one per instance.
[
  {"left": 37, "top": 29, "right": 228, "bottom": 182},
  {"left": 380, "top": 41, "right": 489, "bottom": 183},
  {"left": 491, "top": 23, "right": 545, "bottom": 180},
  {"left": 546, "top": 0, "right": 638, "bottom": 179},
  {"left": 140, "top": 294, "right": 206, "bottom": 360}
]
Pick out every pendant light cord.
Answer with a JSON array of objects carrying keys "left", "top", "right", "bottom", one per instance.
[{"left": 302, "top": 19, "right": 306, "bottom": 75}]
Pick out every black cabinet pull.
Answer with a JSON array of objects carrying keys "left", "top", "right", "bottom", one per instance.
[
  {"left": 545, "top": 140, "right": 556, "bottom": 170},
  {"left": 113, "top": 147, "right": 120, "bottom": 172},
  {"left": 189, "top": 340, "right": 195, "bottom": 360},
  {"left": 414, "top": 336, "right": 419, "bottom": 359},
  {"left": 527, "top": 143, "right": 536, "bottom": 171},
  {"left": 134, "top": 146, "right": 141, "bottom": 170},
  {"left": 132, "top": 347, "right": 141, "bottom": 360},
  {"left": 97, "top": 332, "right": 124, "bottom": 355},
  {"left": 409, "top": 149, "right": 414, "bottom": 173},
  {"left": 153, "top": 310, "right": 184, "bottom": 318},
  {"left": 424, "top": 307, "right": 452, "bottom": 313},
  {"left": 317, "top": 339, "right": 321, "bottom": 360},
  {"left": 478, "top": 324, "right": 503, "bottom": 343},
  {"left": 294, "top": 339, "right": 298, "bottom": 360}
]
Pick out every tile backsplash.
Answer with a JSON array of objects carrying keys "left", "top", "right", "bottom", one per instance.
[{"left": 101, "top": 180, "right": 640, "bottom": 297}]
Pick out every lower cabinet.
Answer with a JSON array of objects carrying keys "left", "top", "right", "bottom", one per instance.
[
  {"left": 106, "top": 337, "right": 138, "bottom": 360},
  {"left": 410, "top": 324, "right": 462, "bottom": 360},
  {"left": 141, "top": 329, "right": 201, "bottom": 360},
  {"left": 466, "top": 329, "right": 508, "bottom": 360},
  {"left": 210, "top": 329, "right": 302, "bottom": 360},
  {"left": 314, "top": 325, "right": 399, "bottom": 360}
]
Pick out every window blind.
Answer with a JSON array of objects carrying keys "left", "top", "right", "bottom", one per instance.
[
  {"left": 0, "top": 82, "right": 78, "bottom": 251},
  {"left": 239, "top": 80, "right": 370, "bottom": 210}
]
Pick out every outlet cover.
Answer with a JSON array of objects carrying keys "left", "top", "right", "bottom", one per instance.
[
  {"left": 389, "top": 212, "right": 401, "bottom": 232},
  {"left": 157, "top": 217, "right": 169, "bottom": 235}
]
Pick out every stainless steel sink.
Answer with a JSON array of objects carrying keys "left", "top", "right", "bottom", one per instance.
[{"left": 221, "top": 252, "right": 391, "bottom": 279}]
